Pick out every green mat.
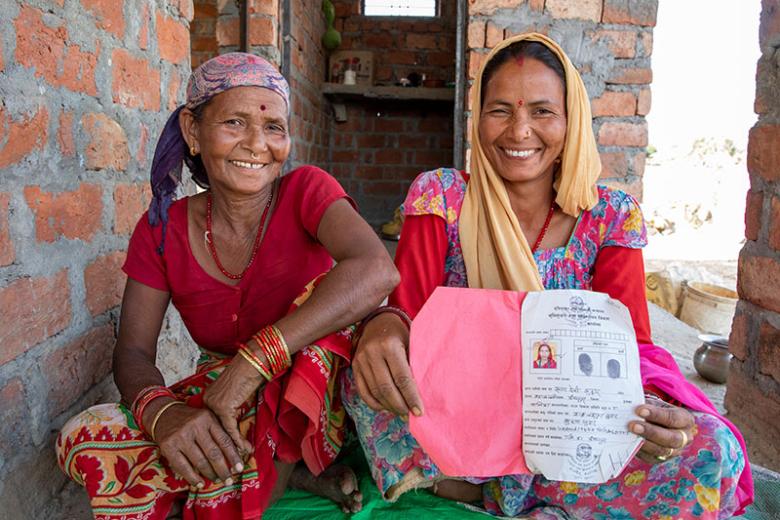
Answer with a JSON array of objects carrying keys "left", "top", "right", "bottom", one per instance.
[
  {"left": 735, "top": 467, "right": 780, "bottom": 520},
  {"left": 265, "top": 449, "right": 490, "bottom": 520}
]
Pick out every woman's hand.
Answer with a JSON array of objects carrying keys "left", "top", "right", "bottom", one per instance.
[
  {"left": 351, "top": 313, "right": 423, "bottom": 417},
  {"left": 202, "top": 356, "right": 265, "bottom": 457},
  {"left": 630, "top": 398, "right": 695, "bottom": 464},
  {"left": 149, "top": 399, "right": 245, "bottom": 487}
]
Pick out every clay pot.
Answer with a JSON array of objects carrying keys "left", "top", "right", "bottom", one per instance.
[{"left": 693, "top": 334, "right": 732, "bottom": 384}]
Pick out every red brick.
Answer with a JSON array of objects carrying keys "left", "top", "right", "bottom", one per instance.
[
  {"left": 638, "top": 31, "right": 653, "bottom": 56},
  {"left": 0, "top": 270, "right": 71, "bottom": 365},
  {"left": 547, "top": 0, "right": 602, "bottom": 21},
  {"left": 385, "top": 51, "right": 416, "bottom": 65},
  {"left": 599, "top": 152, "right": 628, "bottom": 179},
  {"left": 636, "top": 88, "right": 651, "bottom": 115},
  {"left": 759, "top": 0, "right": 780, "bottom": 48},
  {"left": 598, "top": 121, "right": 648, "bottom": 147},
  {"left": 250, "top": 0, "right": 279, "bottom": 16},
  {"left": 85, "top": 252, "right": 127, "bottom": 316},
  {"left": 82, "top": 0, "right": 125, "bottom": 38},
  {"left": 590, "top": 91, "right": 637, "bottom": 117},
  {"left": 357, "top": 134, "right": 386, "bottom": 148},
  {"left": 0, "top": 105, "right": 49, "bottom": 169},
  {"left": 139, "top": 3, "right": 149, "bottom": 50},
  {"left": 167, "top": 69, "right": 182, "bottom": 111},
  {"left": 364, "top": 181, "right": 401, "bottom": 196},
  {"left": 530, "top": 0, "right": 545, "bottom": 11},
  {"left": 82, "top": 113, "right": 130, "bottom": 171},
  {"left": 355, "top": 166, "right": 385, "bottom": 180},
  {"left": 217, "top": 16, "right": 239, "bottom": 46},
  {"left": 0, "top": 37, "right": 4, "bottom": 72},
  {"left": 468, "top": 0, "right": 524, "bottom": 15},
  {"left": 157, "top": 11, "right": 190, "bottom": 63},
  {"left": 770, "top": 195, "right": 780, "bottom": 250},
  {"left": 406, "top": 33, "right": 438, "bottom": 49},
  {"left": 136, "top": 124, "right": 149, "bottom": 166},
  {"left": 745, "top": 189, "right": 763, "bottom": 241},
  {"left": 728, "top": 311, "right": 749, "bottom": 360},
  {"left": 608, "top": 67, "right": 652, "bottom": 84},
  {"left": 738, "top": 254, "right": 780, "bottom": 313},
  {"left": 632, "top": 152, "right": 646, "bottom": 177},
  {"left": 375, "top": 118, "right": 404, "bottom": 132},
  {"left": 44, "top": 323, "right": 115, "bottom": 417},
  {"left": 14, "top": 6, "right": 98, "bottom": 96},
  {"left": 376, "top": 149, "right": 403, "bottom": 165},
  {"left": 114, "top": 183, "right": 151, "bottom": 235},
  {"left": 468, "top": 20, "right": 485, "bottom": 49},
  {"left": 112, "top": 49, "right": 161, "bottom": 111},
  {"left": 757, "top": 318, "right": 780, "bottom": 383},
  {"left": 485, "top": 23, "right": 504, "bottom": 48},
  {"left": 468, "top": 51, "right": 486, "bottom": 80},
  {"left": 332, "top": 150, "right": 359, "bottom": 163},
  {"left": 24, "top": 183, "right": 103, "bottom": 243},
  {"left": 249, "top": 16, "right": 277, "bottom": 46},
  {"left": 178, "top": 0, "right": 194, "bottom": 21},
  {"left": 0, "top": 193, "right": 14, "bottom": 266},
  {"left": 747, "top": 124, "right": 780, "bottom": 182},
  {"left": 602, "top": 0, "right": 658, "bottom": 26},
  {"left": 593, "top": 30, "right": 637, "bottom": 59},
  {"left": 57, "top": 110, "right": 75, "bottom": 157}
]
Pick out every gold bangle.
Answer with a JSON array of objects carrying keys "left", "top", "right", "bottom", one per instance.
[
  {"left": 149, "top": 400, "right": 186, "bottom": 441},
  {"left": 238, "top": 346, "right": 272, "bottom": 381}
]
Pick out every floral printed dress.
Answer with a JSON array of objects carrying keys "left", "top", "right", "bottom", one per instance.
[{"left": 342, "top": 168, "right": 747, "bottom": 519}]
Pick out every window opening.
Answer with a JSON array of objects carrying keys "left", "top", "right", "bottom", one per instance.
[{"left": 363, "top": 0, "right": 437, "bottom": 17}]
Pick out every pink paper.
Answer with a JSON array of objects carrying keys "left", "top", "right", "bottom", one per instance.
[{"left": 408, "top": 286, "right": 531, "bottom": 477}]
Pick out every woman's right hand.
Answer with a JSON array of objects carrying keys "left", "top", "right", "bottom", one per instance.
[
  {"left": 351, "top": 312, "right": 424, "bottom": 417},
  {"left": 147, "top": 399, "right": 245, "bottom": 488}
]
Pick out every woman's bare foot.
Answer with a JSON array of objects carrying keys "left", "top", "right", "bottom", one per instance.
[{"left": 289, "top": 463, "right": 363, "bottom": 513}]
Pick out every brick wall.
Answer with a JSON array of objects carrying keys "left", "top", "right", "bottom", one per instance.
[
  {"left": 217, "top": 0, "right": 280, "bottom": 64},
  {"left": 726, "top": 0, "right": 780, "bottom": 471},
  {"left": 327, "top": 0, "right": 457, "bottom": 225},
  {"left": 0, "top": 1, "right": 196, "bottom": 516},
  {"left": 191, "top": 0, "right": 218, "bottom": 68},
  {"left": 466, "top": 0, "right": 657, "bottom": 197}
]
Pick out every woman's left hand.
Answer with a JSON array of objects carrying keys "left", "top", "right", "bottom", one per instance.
[
  {"left": 630, "top": 400, "right": 695, "bottom": 464},
  {"left": 202, "top": 356, "right": 265, "bottom": 457}
]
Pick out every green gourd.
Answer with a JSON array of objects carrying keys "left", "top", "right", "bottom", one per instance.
[{"left": 321, "top": 0, "right": 341, "bottom": 50}]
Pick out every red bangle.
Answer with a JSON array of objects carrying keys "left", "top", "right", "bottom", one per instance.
[{"left": 132, "top": 386, "right": 175, "bottom": 435}]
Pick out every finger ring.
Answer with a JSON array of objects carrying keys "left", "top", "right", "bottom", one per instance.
[
  {"left": 678, "top": 429, "right": 689, "bottom": 449},
  {"left": 656, "top": 447, "right": 674, "bottom": 462}
]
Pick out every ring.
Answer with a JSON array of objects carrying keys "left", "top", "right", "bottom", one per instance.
[
  {"left": 677, "top": 429, "right": 689, "bottom": 449},
  {"left": 656, "top": 446, "right": 674, "bottom": 462}
]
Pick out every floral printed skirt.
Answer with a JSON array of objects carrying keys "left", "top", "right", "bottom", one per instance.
[{"left": 341, "top": 368, "right": 745, "bottom": 519}]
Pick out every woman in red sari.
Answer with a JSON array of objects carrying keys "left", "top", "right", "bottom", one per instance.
[{"left": 56, "top": 53, "right": 398, "bottom": 519}]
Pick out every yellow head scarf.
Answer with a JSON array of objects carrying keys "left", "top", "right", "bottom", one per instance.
[{"left": 460, "top": 32, "right": 601, "bottom": 291}]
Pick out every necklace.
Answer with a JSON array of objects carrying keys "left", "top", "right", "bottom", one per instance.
[
  {"left": 204, "top": 189, "right": 273, "bottom": 280},
  {"left": 531, "top": 200, "right": 556, "bottom": 253}
]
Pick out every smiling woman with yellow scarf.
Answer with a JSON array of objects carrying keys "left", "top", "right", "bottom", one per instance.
[{"left": 342, "top": 33, "right": 752, "bottom": 518}]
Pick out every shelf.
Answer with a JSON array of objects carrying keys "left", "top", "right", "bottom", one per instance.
[{"left": 322, "top": 82, "right": 455, "bottom": 101}]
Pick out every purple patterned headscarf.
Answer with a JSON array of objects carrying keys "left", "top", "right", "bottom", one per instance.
[{"left": 148, "top": 53, "right": 290, "bottom": 253}]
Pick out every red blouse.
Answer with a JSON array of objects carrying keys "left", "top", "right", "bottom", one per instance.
[{"left": 122, "top": 166, "right": 352, "bottom": 353}]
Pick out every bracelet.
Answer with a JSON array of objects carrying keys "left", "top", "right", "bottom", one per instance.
[
  {"left": 353, "top": 305, "right": 413, "bottom": 346},
  {"left": 253, "top": 325, "right": 291, "bottom": 375},
  {"left": 132, "top": 386, "right": 175, "bottom": 433},
  {"left": 149, "top": 400, "right": 187, "bottom": 441},
  {"left": 237, "top": 344, "right": 273, "bottom": 381}
]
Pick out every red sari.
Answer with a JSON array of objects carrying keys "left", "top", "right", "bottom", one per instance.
[{"left": 56, "top": 167, "right": 355, "bottom": 519}]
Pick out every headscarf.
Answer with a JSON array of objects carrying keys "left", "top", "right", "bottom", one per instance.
[
  {"left": 148, "top": 52, "right": 290, "bottom": 253},
  {"left": 459, "top": 33, "right": 601, "bottom": 291}
]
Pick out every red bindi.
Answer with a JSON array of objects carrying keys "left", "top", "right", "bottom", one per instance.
[
  {"left": 517, "top": 99, "right": 525, "bottom": 106},
  {"left": 516, "top": 56, "right": 525, "bottom": 67},
  {"left": 260, "top": 104, "right": 266, "bottom": 111}
]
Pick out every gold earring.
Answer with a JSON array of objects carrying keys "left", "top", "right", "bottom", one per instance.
[{"left": 190, "top": 146, "right": 197, "bottom": 156}]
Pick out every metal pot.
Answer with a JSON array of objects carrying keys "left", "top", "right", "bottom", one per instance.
[{"left": 693, "top": 334, "right": 732, "bottom": 384}]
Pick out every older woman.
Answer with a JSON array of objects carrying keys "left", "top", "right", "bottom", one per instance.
[
  {"left": 343, "top": 34, "right": 752, "bottom": 518},
  {"left": 56, "top": 53, "right": 398, "bottom": 519}
]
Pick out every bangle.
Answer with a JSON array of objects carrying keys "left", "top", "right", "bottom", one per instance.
[
  {"left": 149, "top": 400, "right": 187, "bottom": 441},
  {"left": 253, "top": 325, "right": 291, "bottom": 375},
  {"left": 238, "top": 344, "right": 273, "bottom": 381},
  {"left": 132, "top": 385, "right": 175, "bottom": 433},
  {"left": 353, "top": 305, "right": 412, "bottom": 346}
]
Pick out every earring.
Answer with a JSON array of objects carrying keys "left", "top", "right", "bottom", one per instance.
[
  {"left": 251, "top": 152, "right": 259, "bottom": 159},
  {"left": 190, "top": 146, "right": 197, "bottom": 156}
]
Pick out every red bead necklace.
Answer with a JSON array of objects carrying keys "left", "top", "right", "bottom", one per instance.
[
  {"left": 531, "top": 200, "right": 556, "bottom": 253},
  {"left": 205, "top": 189, "right": 273, "bottom": 280}
]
